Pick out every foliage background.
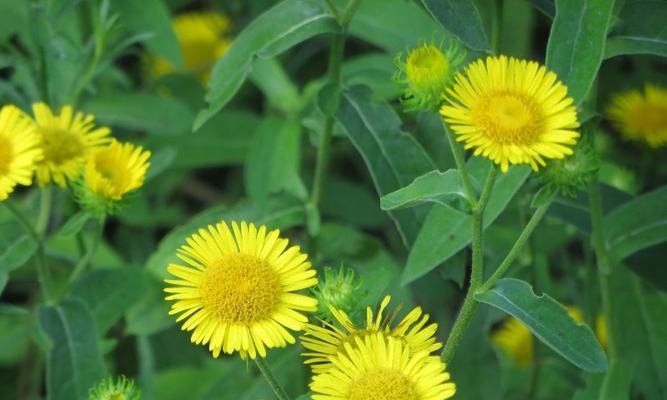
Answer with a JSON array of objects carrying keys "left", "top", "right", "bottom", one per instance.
[{"left": 0, "top": 0, "right": 666, "bottom": 399}]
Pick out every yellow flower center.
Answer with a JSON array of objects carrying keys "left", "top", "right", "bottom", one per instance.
[
  {"left": 473, "top": 92, "right": 544, "bottom": 145},
  {"left": 348, "top": 368, "right": 418, "bottom": 400},
  {"left": 41, "top": 128, "right": 85, "bottom": 165},
  {"left": 630, "top": 104, "right": 667, "bottom": 132},
  {"left": 199, "top": 253, "right": 281, "bottom": 323},
  {"left": 406, "top": 46, "right": 450, "bottom": 88},
  {"left": 0, "top": 136, "right": 13, "bottom": 176}
]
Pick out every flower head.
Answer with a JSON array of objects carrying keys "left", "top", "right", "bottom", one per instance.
[
  {"left": 441, "top": 55, "right": 580, "bottom": 172},
  {"left": 31, "top": 103, "right": 110, "bottom": 187},
  {"left": 606, "top": 84, "right": 667, "bottom": 147},
  {"left": 395, "top": 42, "right": 465, "bottom": 111},
  {"left": 0, "top": 105, "right": 42, "bottom": 201},
  {"left": 301, "top": 295, "right": 441, "bottom": 374},
  {"left": 88, "top": 375, "right": 141, "bottom": 400},
  {"left": 310, "top": 333, "right": 456, "bottom": 400},
  {"left": 165, "top": 221, "right": 318, "bottom": 359},
  {"left": 152, "top": 12, "right": 232, "bottom": 82}
]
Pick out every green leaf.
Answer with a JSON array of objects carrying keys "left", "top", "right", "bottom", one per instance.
[
  {"left": 125, "top": 276, "right": 173, "bottom": 336},
  {"left": 145, "top": 146, "right": 177, "bottom": 181},
  {"left": 0, "top": 234, "right": 38, "bottom": 272},
  {"left": 604, "top": 185, "right": 667, "bottom": 260},
  {"left": 334, "top": 86, "right": 437, "bottom": 246},
  {"left": 598, "top": 361, "right": 634, "bottom": 400},
  {"left": 380, "top": 170, "right": 467, "bottom": 211},
  {"left": 0, "top": 271, "right": 6, "bottom": 295},
  {"left": 402, "top": 161, "right": 530, "bottom": 285},
  {"left": 57, "top": 211, "right": 92, "bottom": 237},
  {"left": 69, "top": 268, "right": 152, "bottom": 333},
  {"left": 38, "top": 299, "right": 106, "bottom": 400},
  {"left": 605, "top": 0, "right": 667, "bottom": 59},
  {"left": 421, "top": 0, "right": 491, "bottom": 52},
  {"left": 474, "top": 278, "right": 608, "bottom": 372},
  {"left": 546, "top": 0, "right": 615, "bottom": 104},
  {"left": 82, "top": 92, "right": 194, "bottom": 136},
  {"left": 112, "top": 0, "right": 182, "bottom": 66},
  {"left": 531, "top": 185, "right": 558, "bottom": 209},
  {"left": 248, "top": 57, "right": 301, "bottom": 115},
  {"left": 0, "top": 0, "right": 28, "bottom": 42},
  {"left": 146, "top": 196, "right": 305, "bottom": 278},
  {"left": 529, "top": 0, "right": 556, "bottom": 18},
  {"left": 195, "top": 0, "right": 339, "bottom": 129}
]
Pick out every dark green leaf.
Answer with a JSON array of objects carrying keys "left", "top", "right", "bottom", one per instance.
[
  {"left": 38, "top": 299, "right": 106, "bottom": 400},
  {"left": 0, "top": 272, "right": 6, "bottom": 295},
  {"left": 475, "top": 278, "right": 608, "bottom": 372},
  {"left": 402, "top": 161, "right": 530, "bottom": 284},
  {"left": 0, "top": 0, "right": 28, "bottom": 42},
  {"left": 69, "top": 268, "right": 152, "bottom": 333},
  {"left": 82, "top": 92, "right": 194, "bottom": 136},
  {"left": 57, "top": 212, "right": 92, "bottom": 237},
  {"left": 380, "top": 170, "right": 467, "bottom": 211},
  {"left": 112, "top": 0, "right": 182, "bottom": 66},
  {"left": 421, "top": 0, "right": 491, "bottom": 52},
  {"left": 623, "top": 242, "right": 667, "bottom": 292},
  {"left": 546, "top": 0, "right": 615, "bottom": 104},
  {"left": 605, "top": 0, "right": 667, "bottom": 59},
  {"left": 0, "top": 234, "right": 38, "bottom": 272},
  {"left": 529, "top": 0, "right": 556, "bottom": 18},
  {"left": 604, "top": 185, "right": 667, "bottom": 260},
  {"left": 195, "top": 0, "right": 339, "bottom": 129},
  {"left": 335, "top": 86, "right": 437, "bottom": 246}
]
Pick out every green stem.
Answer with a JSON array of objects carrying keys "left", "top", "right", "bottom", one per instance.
[
  {"left": 491, "top": 0, "right": 504, "bottom": 54},
  {"left": 441, "top": 167, "right": 496, "bottom": 363},
  {"left": 254, "top": 358, "right": 289, "bottom": 400},
  {"left": 479, "top": 194, "right": 555, "bottom": 292},
  {"left": 36, "top": 186, "right": 51, "bottom": 235},
  {"left": 588, "top": 180, "right": 617, "bottom": 361},
  {"left": 137, "top": 335, "right": 155, "bottom": 400},
  {"left": 443, "top": 120, "right": 476, "bottom": 206},
  {"left": 323, "top": 0, "right": 341, "bottom": 20},
  {"left": 68, "top": 217, "right": 105, "bottom": 285}
]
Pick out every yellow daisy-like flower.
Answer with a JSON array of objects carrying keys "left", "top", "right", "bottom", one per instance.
[
  {"left": 84, "top": 140, "right": 150, "bottom": 201},
  {"left": 301, "top": 295, "right": 441, "bottom": 374},
  {"left": 310, "top": 333, "right": 456, "bottom": 400},
  {"left": 0, "top": 105, "right": 42, "bottom": 201},
  {"left": 32, "top": 103, "right": 110, "bottom": 187},
  {"left": 152, "top": 12, "right": 232, "bottom": 82},
  {"left": 606, "top": 84, "right": 667, "bottom": 147},
  {"left": 164, "top": 221, "right": 318, "bottom": 359},
  {"left": 441, "top": 55, "right": 580, "bottom": 172}
]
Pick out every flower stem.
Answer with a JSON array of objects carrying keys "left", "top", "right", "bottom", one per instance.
[
  {"left": 254, "top": 358, "right": 290, "bottom": 400},
  {"left": 492, "top": 0, "right": 504, "bottom": 54},
  {"left": 442, "top": 167, "right": 496, "bottom": 363},
  {"left": 588, "top": 179, "right": 617, "bottom": 361},
  {"left": 479, "top": 194, "right": 555, "bottom": 292},
  {"left": 36, "top": 186, "right": 52, "bottom": 235},
  {"left": 443, "top": 120, "right": 476, "bottom": 207},
  {"left": 68, "top": 217, "right": 105, "bottom": 285}
]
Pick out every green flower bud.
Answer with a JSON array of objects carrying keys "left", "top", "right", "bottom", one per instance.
[
  {"left": 539, "top": 134, "right": 600, "bottom": 197},
  {"left": 311, "top": 266, "right": 363, "bottom": 322},
  {"left": 89, "top": 376, "right": 141, "bottom": 400}
]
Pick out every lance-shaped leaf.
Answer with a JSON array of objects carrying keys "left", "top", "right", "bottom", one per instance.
[
  {"left": 605, "top": 0, "right": 667, "bottom": 59},
  {"left": 475, "top": 278, "right": 608, "bottom": 373},
  {"left": 421, "top": 0, "right": 490, "bottom": 52},
  {"left": 380, "top": 170, "right": 467, "bottom": 211}
]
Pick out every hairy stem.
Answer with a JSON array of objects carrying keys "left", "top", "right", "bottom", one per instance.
[
  {"left": 443, "top": 120, "right": 477, "bottom": 207},
  {"left": 254, "top": 358, "right": 290, "bottom": 400}
]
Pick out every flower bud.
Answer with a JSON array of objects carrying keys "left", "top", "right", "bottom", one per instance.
[
  {"left": 312, "top": 266, "right": 363, "bottom": 322},
  {"left": 89, "top": 376, "right": 141, "bottom": 400},
  {"left": 538, "top": 134, "right": 600, "bottom": 197}
]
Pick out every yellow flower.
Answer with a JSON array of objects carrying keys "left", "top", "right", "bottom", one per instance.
[
  {"left": 310, "top": 333, "right": 456, "bottom": 400},
  {"left": 32, "top": 103, "right": 110, "bottom": 187},
  {"left": 0, "top": 105, "right": 42, "bottom": 201},
  {"left": 606, "top": 84, "right": 667, "bottom": 147},
  {"left": 441, "top": 55, "right": 580, "bottom": 172},
  {"left": 595, "top": 315, "right": 608, "bottom": 350},
  {"left": 164, "top": 221, "right": 318, "bottom": 359},
  {"left": 84, "top": 140, "right": 150, "bottom": 201},
  {"left": 396, "top": 42, "right": 465, "bottom": 111},
  {"left": 301, "top": 295, "right": 442, "bottom": 374},
  {"left": 152, "top": 12, "right": 232, "bottom": 82}
]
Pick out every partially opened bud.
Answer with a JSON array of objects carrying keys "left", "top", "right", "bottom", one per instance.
[{"left": 88, "top": 376, "right": 141, "bottom": 400}]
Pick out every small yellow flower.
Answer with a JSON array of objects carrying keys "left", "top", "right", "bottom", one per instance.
[
  {"left": 310, "top": 333, "right": 456, "bottom": 400},
  {"left": 84, "top": 140, "right": 150, "bottom": 201},
  {"left": 0, "top": 105, "right": 42, "bottom": 201},
  {"left": 606, "top": 84, "right": 667, "bottom": 147},
  {"left": 301, "top": 295, "right": 441, "bottom": 374},
  {"left": 32, "top": 103, "right": 110, "bottom": 187},
  {"left": 165, "top": 221, "right": 318, "bottom": 359},
  {"left": 441, "top": 55, "right": 580, "bottom": 172},
  {"left": 152, "top": 12, "right": 232, "bottom": 82},
  {"left": 396, "top": 42, "right": 465, "bottom": 111}
]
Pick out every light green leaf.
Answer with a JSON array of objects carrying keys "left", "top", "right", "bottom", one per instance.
[
  {"left": 546, "top": 0, "right": 615, "bottom": 104},
  {"left": 402, "top": 160, "right": 530, "bottom": 285},
  {"left": 604, "top": 185, "right": 667, "bottom": 260},
  {"left": 421, "top": 0, "right": 491, "bottom": 52},
  {"left": 598, "top": 361, "right": 634, "bottom": 400},
  {"left": 125, "top": 276, "right": 173, "bottom": 336},
  {"left": 38, "top": 299, "right": 106, "bottom": 400},
  {"left": 57, "top": 212, "right": 92, "bottom": 237},
  {"left": 248, "top": 57, "right": 301, "bottom": 115},
  {"left": 82, "top": 92, "right": 194, "bottom": 136},
  {"left": 195, "top": 0, "right": 339, "bottom": 129},
  {"left": 380, "top": 170, "right": 466, "bottom": 211},
  {"left": 0, "top": 234, "right": 38, "bottom": 272},
  {"left": 335, "top": 86, "right": 437, "bottom": 246},
  {"left": 605, "top": 0, "right": 667, "bottom": 59},
  {"left": 69, "top": 268, "right": 152, "bottom": 333},
  {"left": 112, "top": 0, "right": 182, "bottom": 66},
  {"left": 475, "top": 278, "right": 608, "bottom": 372}
]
